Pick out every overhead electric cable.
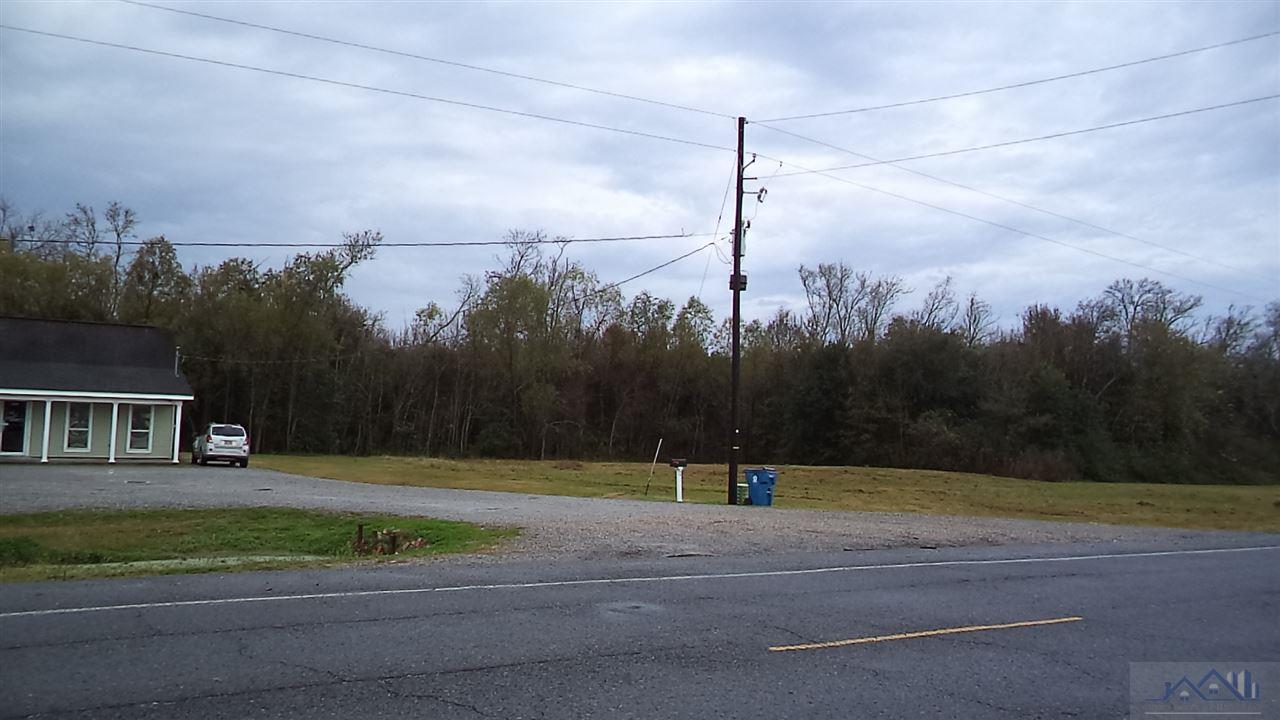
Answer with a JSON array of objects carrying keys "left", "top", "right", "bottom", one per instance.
[
  {"left": 699, "top": 158, "right": 740, "bottom": 298},
  {"left": 751, "top": 152, "right": 1267, "bottom": 301},
  {"left": 711, "top": 156, "right": 738, "bottom": 242},
  {"left": 26, "top": 232, "right": 714, "bottom": 249},
  {"left": 0, "top": 25, "right": 735, "bottom": 153},
  {"left": 760, "top": 30, "right": 1280, "bottom": 122},
  {"left": 587, "top": 242, "right": 718, "bottom": 301},
  {"left": 711, "top": 239, "right": 732, "bottom": 265},
  {"left": 747, "top": 160, "right": 784, "bottom": 224},
  {"left": 119, "top": 0, "right": 733, "bottom": 120},
  {"left": 753, "top": 122, "right": 1271, "bottom": 280},
  {"left": 697, "top": 243, "right": 714, "bottom": 299},
  {"left": 768, "top": 95, "right": 1280, "bottom": 177}
]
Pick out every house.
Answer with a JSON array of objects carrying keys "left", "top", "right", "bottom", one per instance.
[{"left": 0, "top": 317, "right": 194, "bottom": 463}]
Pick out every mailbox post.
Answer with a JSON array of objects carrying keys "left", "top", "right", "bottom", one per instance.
[{"left": 669, "top": 458, "right": 688, "bottom": 503}]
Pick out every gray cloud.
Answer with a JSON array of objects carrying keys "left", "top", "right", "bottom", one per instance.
[{"left": 2, "top": 0, "right": 1276, "bottom": 332}]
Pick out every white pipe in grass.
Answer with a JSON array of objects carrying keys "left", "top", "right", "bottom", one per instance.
[{"left": 643, "top": 437, "right": 663, "bottom": 496}]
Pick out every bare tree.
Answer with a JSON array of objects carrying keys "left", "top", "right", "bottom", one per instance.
[
  {"left": 105, "top": 201, "right": 138, "bottom": 317},
  {"left": 799, "top": 262, "right": 867, "bottom": 344},
  {"left": 1073, "top": 297, "right": 1114, "bottom": 338},
  {"left": 501, "top": 229, "right": 545, "bottom": 279},
  {"left": 912, "top": 276, "right": 959, "bottom": 331},
  {"left": 1201, "top": 304, "right": 1256, "bottom": 355},
  {"left": 856, "top": 275, "right": 907, "bottom": 342},
  {"left": 1255, "top": 302, "right": 1280, "bottom": 361},
  {"left": 1101, "top": 278, "right": 1203, "bottom": 338},
  {"left": 0, "top": 199, "right": 61, "bottom": 256},
  {"left": 956, "top": 293, "right": 996, "bottom": 347},
  {"left": 64, "top": 203, "right": 101, "bottom": 255}
]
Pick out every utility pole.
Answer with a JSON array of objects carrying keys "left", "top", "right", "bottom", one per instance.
[{"left": 728, "top": 116, "right": 747, "bottom": 505}]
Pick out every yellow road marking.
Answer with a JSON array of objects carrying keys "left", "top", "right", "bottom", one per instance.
[{"left": 768, "top": 616, "right": 1084, "bottom": 652}]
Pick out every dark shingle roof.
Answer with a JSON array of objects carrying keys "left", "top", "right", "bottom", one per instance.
[{"left": 0, "top": 317, "right": 194, "bottom": 396}]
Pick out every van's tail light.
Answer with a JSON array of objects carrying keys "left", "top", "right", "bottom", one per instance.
[
  {"left": 244, "top": 437, "right": 250, "bottom": 448},
  {"left": 205, "top": 435, "right": 213, "bottom": 443}
]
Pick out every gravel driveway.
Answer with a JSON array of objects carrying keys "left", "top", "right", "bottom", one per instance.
[{"left": 0, "top": 463, "right": 1264, "bottom": 560}]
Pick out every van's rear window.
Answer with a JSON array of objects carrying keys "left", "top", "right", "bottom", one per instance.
[{"left": 212, "top": 426, "right": 246, "bottom": 437}]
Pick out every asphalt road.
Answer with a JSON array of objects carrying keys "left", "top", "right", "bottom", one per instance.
[
  {"left": 3, "top": 464, "right": 1278, "bottom": 717},
  {"left": 2, "top": 540, "right": 1279, "bottom": 719}
]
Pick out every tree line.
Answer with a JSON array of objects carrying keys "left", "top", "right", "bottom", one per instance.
[{"left": 2, "top": 200, "right": 1276, "bottom": 484}]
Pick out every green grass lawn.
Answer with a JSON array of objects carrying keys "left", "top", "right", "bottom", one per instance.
[
  {"left": 0, "top": 508, "right": 515, "bottom": 582},
  {"left": 256, "top": 455, "right": 1280, "bottom": 533}
]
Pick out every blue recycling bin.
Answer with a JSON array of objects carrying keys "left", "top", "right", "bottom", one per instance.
[{"left": 744, "top": 467, "right": 778, "bottom": 506}]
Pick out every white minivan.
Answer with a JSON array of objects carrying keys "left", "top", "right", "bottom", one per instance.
[{"left": 192, "top": 423, "right": 250, "bottom": 467}]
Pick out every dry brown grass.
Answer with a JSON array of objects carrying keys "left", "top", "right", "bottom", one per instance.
[{"left": 255, "top": 455, "right": 1280, "bottom": 533}]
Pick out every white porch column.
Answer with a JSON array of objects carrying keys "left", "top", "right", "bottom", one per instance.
[
  {"left": 40, "top": 399, "right": 52, "bottom": 463},
  {"left": 171, "top": 401, "right": 182, "bottom": 463},
  {"left": 108, "top": 401, "right": 119, "bottom": 463}
]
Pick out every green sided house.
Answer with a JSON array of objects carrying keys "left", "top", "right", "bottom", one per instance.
[{"left": 0, "top": 317, "right": 194, "bottom": 463}]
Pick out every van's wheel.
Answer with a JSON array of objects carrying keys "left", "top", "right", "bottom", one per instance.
[
  {"left": 198, "top": 455, "right": 208, "bottom": 466},
  {"left": 239, "top": 458, "right": 249, "bottom": 468}
]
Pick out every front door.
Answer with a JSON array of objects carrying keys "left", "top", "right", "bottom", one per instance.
[{"left": 0, "top": 401, "right": 28, "bottom": 454}]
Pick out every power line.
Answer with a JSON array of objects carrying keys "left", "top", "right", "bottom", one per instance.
[
  {"left": 699, "top": 158, "right": 740, "bottom": 299},
  {"left": 752, "top": 152, "right": 1268, "bottom": 302},
  {"left": 768, "top": 95, "right": 1280, "bottom": 177},
  {"left": 588, "top": 242, "right": 718, "bottom": 301},
  {"left": 753, "top": 123, "right": 1271, "bottom": 281},
  {"left": 0, "top": 25, "right": 735, "bottom": 154},
  {"left": 711, "top": 157, "right": 739, "bottom": 243},
  {"left": 120, "top": 0, "right": 733, "bottom": 120},
  {"left": 711, "top": 239, "right": 732, "bottom": 265},
  {"left": 25, "top": 232, "right": 715, "bottom": 249},
  {"left": 747, "top": 159, "right": 784, "bottom": 224},
  {"left": 760, "top": 30, "right": 1280, "bottom": 122},
  {"left": 6, "top": 23, "right": 1267, "bottom": 300},
  {"left": 697, "top": 244, "right": 714, "bottom": 300}
]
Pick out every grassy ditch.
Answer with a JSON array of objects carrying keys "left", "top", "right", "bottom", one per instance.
[
  {"left": 256, "top": 455, "right": 1280, "bottom": 533},
  {"left": 0, "top": 507, "right": 516, "bottom": 582}
]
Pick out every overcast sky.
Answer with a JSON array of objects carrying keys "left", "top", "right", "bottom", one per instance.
[{"left": 2, "top": 1, "right": 1277, "bottom": 331}]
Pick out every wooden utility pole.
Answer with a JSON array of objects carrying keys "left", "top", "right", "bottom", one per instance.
[{"left": 728, "top": 116, "right": 746, "bottom": 504}]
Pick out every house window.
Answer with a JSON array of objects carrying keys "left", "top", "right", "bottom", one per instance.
[
  {"left": 64, "top": 402, "right": 92, "bottom": 452},
  {"left": 128, "top": 405, "right": 153, "bottom": 453}
]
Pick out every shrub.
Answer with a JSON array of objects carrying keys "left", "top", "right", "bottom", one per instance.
[{"left": 0, "top": 537, "right": 42, "bottom": 566}]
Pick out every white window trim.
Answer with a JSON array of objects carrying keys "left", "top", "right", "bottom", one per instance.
[
  {"left": 0, "top": 400, "right": 30, "bottom": 456},
  {"left": 126, "top": 404, "right": 154, "bottom": 454},
  {"left": 63, "top": 401, "right": 93, "bottom": 453}
]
